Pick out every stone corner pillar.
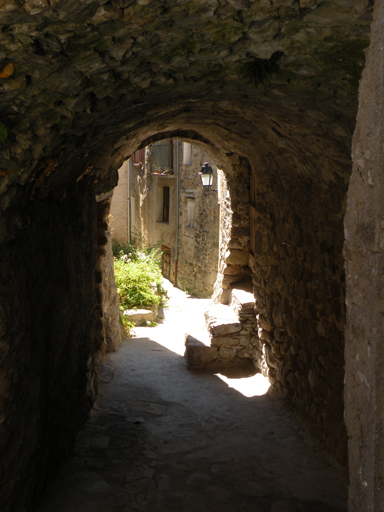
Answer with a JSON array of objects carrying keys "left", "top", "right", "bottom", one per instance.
[
  {"left": 344, "top": 2, "right": 384, "bottom": 511},
  {"left": 95, "top": 193, "right": 122, "bottom": 354}
]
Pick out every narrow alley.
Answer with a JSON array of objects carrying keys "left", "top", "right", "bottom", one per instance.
[{"left": 37, "top": 282, "right": 348, "bottom": 512}]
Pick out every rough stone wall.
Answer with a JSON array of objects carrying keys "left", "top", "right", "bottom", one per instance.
[
  {"left": 0, "top": 2, "right": 375, "bottom": 509},
  {"left": 249, "top": 136, "right": 351, "bottom": 464},
  {"left": 212, "top": 168, "right": 232, "bottom": 304},
  {"left": 0, "top": 181, "right": 98, "bottom": 512},
  {"left": 177, "top": 143, "right": 220, "bottom": 297},
  {"left": 213, "top": 158, "right": 251, "bottom": 305},
  {"left": 94, "top": 195, "right": 121, "bottom": 354},
  {"left": 345, "top": 2, "right": 384, "bottom": 510}
]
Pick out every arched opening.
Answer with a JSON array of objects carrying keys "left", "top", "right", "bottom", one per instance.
[
  {"left": 101, "top": 111, "right": 350, "bottom": 465},
  {"left": 0, "top": 100, "right": 352, "bottom": 511},
  {"left": 110, "top": 137, "right": 224, "bottom": 298},
  {"left": 0, "top": 1, "right": 377, "bottom": 509}
]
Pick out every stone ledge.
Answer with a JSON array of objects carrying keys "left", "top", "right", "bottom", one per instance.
[
  {"left": 211, "top": 335, "right": 254, "bottom": 348},
  {"left": 123, "top": 309, "right": 157, "bottom": 325},
  {"left": 184, "top": 335, "right": 219, "bottom": 371},
  {"left": 184, "top": 335, "right": 258, "bottom": 373},
  {"left": 230, "top": 289, "right": 255, "bottom": 319},
  {"left": 205, "top": 304, "right": 241, "bottom": 335}
]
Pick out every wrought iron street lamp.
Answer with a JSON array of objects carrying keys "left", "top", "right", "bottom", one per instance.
[{"left": 199, "top": 162, "right": 214, "bottom": 187}]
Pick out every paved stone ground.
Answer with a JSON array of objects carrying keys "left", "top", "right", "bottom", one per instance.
[{"left": 37, "top": 281, "right": 348, "bottom": 512}]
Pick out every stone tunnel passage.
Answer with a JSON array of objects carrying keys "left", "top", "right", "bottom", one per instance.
[
  {"left": 0, "top": 1, "right": 379, "bottom": 510},
  {"left": 37, "top": 282, "right": 348, "bottom": 512}
]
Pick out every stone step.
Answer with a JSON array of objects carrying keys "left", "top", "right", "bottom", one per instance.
[
  {"left": 230, "top": 288, "right": 255, "bottom": 319},
  {"left": 184, "top": 334, "right": 257, "bottom": 373},
  {"left": 205, "top": 304, "right": 241, "bottom": 336},
  {"left": 184, "top": 335, "right": 218, "bottom": 371},
  {"left": 185, "top": 292, "right": 258, "bottom": 372},
  {"left": 123, "top": 308, "right": 157, "bottom": 326}
]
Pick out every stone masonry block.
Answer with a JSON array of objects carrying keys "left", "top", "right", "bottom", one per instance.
[
  {"left": 224, "top": 264, "right": 242, "bottom": 275},
  {"left": 218, "top": 347, "right": 238, "bottom": 360},
  {"left": 184, "top": 335, "right": 218, "bottom": 370},
  {"left": 231, "top": 288, "right": 255, "bottom": 308},
  {"left": 225, "top": 250, "right": 249, "bottom": 266},
  {"left": 211, "top": 335, "right": 241, "bottom": 347},
  {"left": 205, "top": 304, "right": 241, "bottom": 335}
]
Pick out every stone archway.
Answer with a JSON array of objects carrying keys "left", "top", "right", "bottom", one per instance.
[{"left": 0, "top": 2, "right": 377, "bottom": 510}]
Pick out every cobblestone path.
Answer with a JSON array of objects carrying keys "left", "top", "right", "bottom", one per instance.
[{"left": 37, "top": 282, "right": 347, "bottom": 512}]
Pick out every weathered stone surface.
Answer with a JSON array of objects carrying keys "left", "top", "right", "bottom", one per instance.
[
  {"left": 206, "top": 304, "right": 241, "bottom": 335},
  {"left": 0, "top": 182, "right": 98, "bottom": 512},
  {"left": 184, "top": 335, "right": 218, "bottom": 370},
  {"left": 344, "top": 2, "right": 384, "bottom": 511},
  {"left": 223, "top": 264, "right": 241, "bottom": 275},
  {"left": 211, "top": 335, "right": 243, "bottom": 347},
  {"left": 231, "top": 288, "right": 254, "bottom": 309},
  {"left": 123, "top": 308, "right": 157, "bottom": 325},
  {"left": 225, "top": 249, "right": 249, "bottom": 266},
  {"left": 95, "top": 197, "right": 122, "bottom": 353}
]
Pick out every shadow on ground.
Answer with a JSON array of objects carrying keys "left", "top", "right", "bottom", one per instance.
[{"left": 37, "top": 284, "right": 347, "bottom": 512}]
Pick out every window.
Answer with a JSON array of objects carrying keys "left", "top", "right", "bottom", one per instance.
[
  {"left": 163, "top": 186, "right": 170, "bottom": 223},
  {"left": 183, "top": 142, "right": 192, "bottom": 165},
  {"left": 186, "top": 197, "right": 195, "bottom": 228},
  {"left": 132, "top": 148, "right": 144, "bottom": 166},
  {"left": 152, "top": 140, "right": 173, "bottom": 172}
]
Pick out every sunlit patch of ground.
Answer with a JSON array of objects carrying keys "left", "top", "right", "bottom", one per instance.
[
  {"left": 215, "top": 372, "right": 271, "bottom": 397},
  {"left": 134, "top": 279, "right": 271, "bottom": 398}
]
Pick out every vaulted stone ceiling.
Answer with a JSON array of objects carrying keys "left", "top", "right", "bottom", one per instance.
[{"left": 0, "top": 0, "right": 372, "bottom": 229}]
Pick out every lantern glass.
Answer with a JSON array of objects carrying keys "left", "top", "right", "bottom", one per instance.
[
  {"left": 199, "top": 163, "right": 214, "bottom": 187},
  {"left": 200, "top": 172, "right": 213, "bottom": 187}
]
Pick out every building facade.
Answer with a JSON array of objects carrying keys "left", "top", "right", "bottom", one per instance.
[{"left": 111, "top": 140, "right": 224, "bottom": 298}]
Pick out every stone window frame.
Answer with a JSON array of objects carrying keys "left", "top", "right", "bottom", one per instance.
[{"left": 186, "top": 196, "right": 196, "bottom": 229}]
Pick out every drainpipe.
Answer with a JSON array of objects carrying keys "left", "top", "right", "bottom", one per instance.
[
  {"left": 127, "top": 158, "right": 131, "bottom": 244},
  {"left": 174, "top": 140, "right": 179, "bottom": 286}
]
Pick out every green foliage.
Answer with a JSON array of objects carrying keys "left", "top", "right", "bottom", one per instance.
[
  {"left": 0, "top": 122, "right": 7, "bottom": 145},
  {"left": 113, "top": 233, "right": 166, "bottom": 312},
  {"left": 140, "top": 320, "right": 158, "bottom": 327},
  {"left": 112, "top": 238, "right": 139, "bottom": 261},
  {"left": 119, "top": 315, "right": 135, "bottom": 337}
]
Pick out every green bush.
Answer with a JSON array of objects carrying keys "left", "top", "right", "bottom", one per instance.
[
  {"left": 119, "top": 315, "right": 135, "bottom": 337},
  {"left": 113, "top": 235, "right": 166, "bottom": 312}
]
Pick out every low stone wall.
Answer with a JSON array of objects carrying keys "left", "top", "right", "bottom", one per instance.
[
  {"left": 213, "top": 159, "right": 252, "bottom": 305},
  {"left": 185, "top": 289, "right": 260, "bottom": 373}
]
